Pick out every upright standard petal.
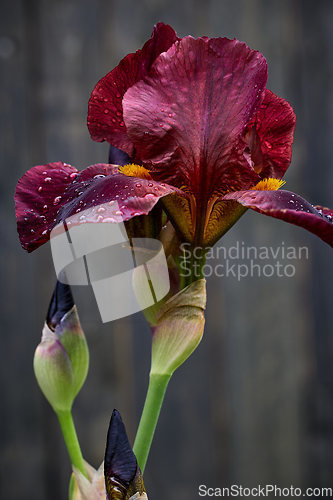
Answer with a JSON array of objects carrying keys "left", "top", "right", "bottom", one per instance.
[
  {"left": 15, "top": 163, "right": 179, "bottom": 252},
  {"left": 123, "top": 36, "right": 267, "bottom": 200},
  {"left": 87, "top": 23, "right": 178, "bottom": 155},
  {"left": 244, "top": 89, "right": 296, "bottom": 179},
  {"left": 224, "top": 189, "right": 333, "bottom": 247}
]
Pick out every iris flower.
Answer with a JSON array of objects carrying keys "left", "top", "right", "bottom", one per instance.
[{"left": 15, "top": 23, "right": 333, "bottom": 252}]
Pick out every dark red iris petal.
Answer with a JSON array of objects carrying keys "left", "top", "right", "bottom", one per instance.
[
  {"left": 244, "top": 89, "right": 296, "bottom": 179},
  {"left": 87, "top": 22, "right": 178, "bottom": 156},
  {"left": 15, "top": 162, "right": 78, "bottom": 252},
  {"left": 15, "top": 163, "right": 179, "bottom": 252},
  {"left": 224, "top": 189, "right": 333, "bottom": 247},
  {"left": 123, "top": 35, "right": 267, "bottom": 200}
]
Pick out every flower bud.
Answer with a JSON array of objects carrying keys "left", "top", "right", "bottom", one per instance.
[
  {"left": 34, "top": 282, "right": 89, "bottom": 413},
  {"left": 105, "top": 410, "right": 146, "bottom": 500},
  {"left": 151, "top": 279, "right": 206, "bottom": 376}
]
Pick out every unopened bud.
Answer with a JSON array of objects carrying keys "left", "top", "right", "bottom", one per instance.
[
  {"left": 105, "top": 410, "right": 146, "bottom": 500},
  {"left": 151, "top": 279, "right": 206, "bottom": 376},
  {"left": 34, "top": 282, "right": 89, "bottom": 413}
]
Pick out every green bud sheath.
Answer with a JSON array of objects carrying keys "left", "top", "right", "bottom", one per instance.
[
  {"left": 151, "top": 278, "right": 206, "bottom": 376},
  {"left": 34, "top": 326, "right": 75, "bottom": 412}
]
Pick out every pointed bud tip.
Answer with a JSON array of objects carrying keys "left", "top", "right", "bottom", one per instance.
[
  {"left": 47, "top": 281, "right": 74, "bottom": 330},
  {"left": 105, "top": 410, "right": 146, "bottom": 499}
]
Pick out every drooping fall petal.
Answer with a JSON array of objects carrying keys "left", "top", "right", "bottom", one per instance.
[
  {"left": 123, "top": 35, "right": 267, "bottom": 198},
  {"left": 15, "top": 162, "right": 179, "bottom": 252},
  {"left": 244, "top": 89, "right": 296, "bottom": 178},
  {"left": 224, "top": 189, "right": 333, "bottom": 247},
  {"left": 87, "top": 22, "right": 178, "bottom": 155}
]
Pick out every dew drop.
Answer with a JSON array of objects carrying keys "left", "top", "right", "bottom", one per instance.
[
  {"left": 97, "top": 206, "right": 106, "bottom": 213},
  {"left": 30, "top": 229, "right": 35, "bottom": 233},
  {"left": 43, "top": 204, "right": 48, "bottom": 211},
  {"left": 97, "top": 215, "right": 104, "bottom": 222},
  {"left": 168, "top": 113, "right": 172, "bottom": 118},
  {"left": 116, "top": 111, "right": 121, "bottom": 117},
  {"left": 144, "top": 193, "right": 155, "bottom": 200},
  {"left": 104, "top": 109, "right": 109, "bottom": 114},
  {"left": 70, "top": 172, "right": 78, "bottom": 180},
  {"left": 136, "top": 183, "right": 142, "bottom": 188},
  {"left": 42, "top": 230, "right": 47, "bottom": 236},
  {"left": 115, "top": 210, "right": 122, "bottom": 215},
  {"left": 116, "top": 92, "right": 121, "bottom": 98},
  {"left": 38, "top": 186, "right": 43, "bottom": 193},
  {"left": 148, "top": 182, "right": 153, "bottom": 187},
  {"left": 53, "top": 196, "right": 62, "bottom": 205},
  {"left": 103, "top": 217, "right": 115, "bottom": 223},
  {"left": 119, "top": 121, "right": 124, "bottom": 127},
  {"left": 94, "top": 174, "right": 106, "bottom": 179},
  {"left": 44, "top": 177, "right": 52, "bottom": 182}
]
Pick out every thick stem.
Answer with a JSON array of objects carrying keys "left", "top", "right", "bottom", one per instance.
[
  {"left": 57, "top": 410, "right": 87, "bottom": 478},
  {"left": 133, "top": 373, "right": 171, "bottom": 473}
]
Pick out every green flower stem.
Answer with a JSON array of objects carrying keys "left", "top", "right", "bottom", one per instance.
[
  {"left": 57, "top": 410, "right": 88, "bottom": 478},
  {"left": 133, "top": 373, "right": 171, "bottom": 472}
]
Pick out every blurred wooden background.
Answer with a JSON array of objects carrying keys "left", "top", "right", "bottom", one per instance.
[{"left": 1, "top": 0, "right": 333, "bottom": 498}]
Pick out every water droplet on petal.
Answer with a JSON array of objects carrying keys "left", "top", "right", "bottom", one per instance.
[
  {"left": 119, "top": 121, "right": 124, "bottom": 127},
  {"left": 70, "top": 172, "right": 78, "bottom": 180},
  {"left": 38, "top": 186, "right": 43, "bottom": 193},
  {"left": 43, "top": 204, "right": 48, "bottom": 211},
  {"left": 148, "top": 182, "right": 153, "bottom": 187},
  {"left": 53, "top": 196, "right": 62, "bottom": 205},
  {"left": 104, "top": 109, "right": 109, "bottom": 114},
  {"left": 42, "top": 230, "right": 48, "bottom": 235},
  {"left": 97, "top": 206, "right": 106, "bottom": 213},
  {"left": 44, "top": 177, "right": 52, "bottom": 182},
  {"left": 136, "top": 183, "right": 142, "bottom": 188},
  {"left": 144, "top": 193, "right": 155, "bottom": 200},
  {"left": 103, "top": 217, "right": 115, "bottom": 223},
  {"left": 115, "top": 210, "right": 122, "bottom": 216}
]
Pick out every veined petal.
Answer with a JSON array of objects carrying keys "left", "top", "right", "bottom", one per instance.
[
  {"left": 123, "top": 35, "right": 267, "bottom": 199},
  {"left": 244, "top": 89, "right": 296, "bottom": 178},
  {"left": 224, "top": 189, "right": 333, "bottom": 247},
  {"left": 15, "top": 163, "right": 178, "bottom": 252},
  {"left": 87, "top": 23, "right": 178, "bottom": 155}
]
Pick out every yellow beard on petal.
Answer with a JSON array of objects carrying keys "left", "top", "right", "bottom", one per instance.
[
  {"left": 118, "top": 164, "right": 152, "bottom": 180},
  {"left": 252, "top": 177, "right": 286, "bottom": 191}
]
